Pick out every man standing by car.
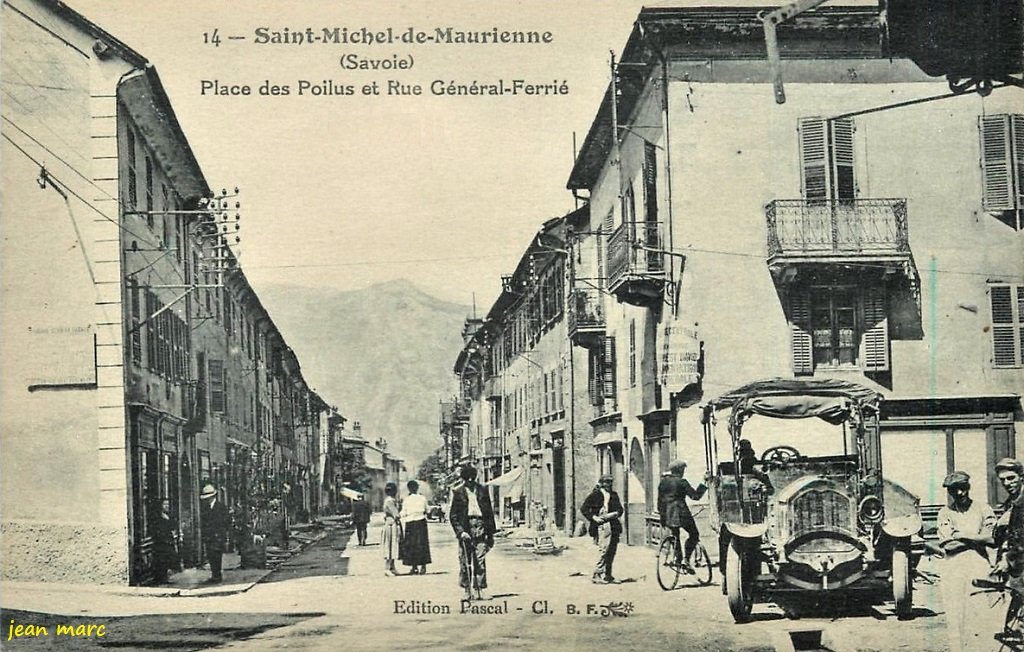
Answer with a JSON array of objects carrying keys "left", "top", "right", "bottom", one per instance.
[
  {"left": 582, "top": 475, "right": 623, "bottom": 584},
  {"left": 658, "top": 460, "right": 707, "bottom": 568},
  {"left": 450, "top": 465, "right": 496, "bottom": 600}
]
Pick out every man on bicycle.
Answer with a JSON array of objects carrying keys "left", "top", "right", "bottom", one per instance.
[{"left": 658, "top": 460, "right": 707, "bottom": 569}]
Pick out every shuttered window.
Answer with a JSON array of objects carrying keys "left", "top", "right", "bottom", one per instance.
[
  {"left": 990, "top": 284, "right": 1023, "bottom": 368},
  {"left": 643, "top": 142, "right": 658, "bottom": 223},
  {"left": 629, "top": 319, "right": 637, "bottom": 387},
  {"left": 602, "top": 336, "right": 617, "bottom": 399},
  {"left": 979, "top": 114, "right": 1024, "bottom": 229},
  {"left": 209, "top": 359, "right": 225, "bottom": 412},
  {"left": 788, "top": 286, "right": 889, "bottom": 375},
  {"left": 798, "top": 117, "right": 855, "bottom": 201}
]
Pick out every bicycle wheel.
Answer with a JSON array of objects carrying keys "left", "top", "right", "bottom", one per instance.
[
  {"left": 692, "top": 542, "right": 713, "bottom": 586},
  {"left": 657, "top": 536, "right": 681, "bottom": 591}
]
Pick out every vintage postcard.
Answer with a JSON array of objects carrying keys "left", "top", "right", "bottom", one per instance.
[{"left": 2, "top": 1, "right": 1022, "bottom": 650}]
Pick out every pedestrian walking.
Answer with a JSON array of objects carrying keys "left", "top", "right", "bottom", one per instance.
[
  {"left": 657, "top": 460, "right": 707, "bottom": 568},
  {"left": 581, "top": 474, "right": 623, "bottom": 584},
  {"left": 450, "top": 465, "right": 496, "bottom": 600},
  {"left": 151, "top": 498, "right": 179, "bottom": 585},
  {"left": 382, "top": 482, "right": 401, "bottom": 576},
  {"left": 352, "top": 495, "right": 371, "bottom": 546},
  {"left": 199, "top": 484, "right": 228, "bottom": 584},
  {"left": 400, "top": 480, "right": 431, "bottom": 574},
  {"left": 937, "top": 471, "right": 997, "bottom": 652}
]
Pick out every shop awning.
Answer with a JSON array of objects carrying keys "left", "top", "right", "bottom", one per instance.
[
  {"left": 487, "top": 466, "right": 525, "bottom": 502},
  {"left": 339, "top": 486, "right": 363, "bottom": 500}
]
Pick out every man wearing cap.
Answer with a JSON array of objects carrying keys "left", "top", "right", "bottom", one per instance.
[
  {"left": 200, "top": 484, "right": 229, "bottom": 583},
  {"left": 581, "top": 475, "right": 623, "bottom": 584},
  {"left": 937, "top": 471, "right": 995, "bottom": 652},
  {"left": 994, "top": 458, "right": 1024, "bottom": 639},
  {"left": 658, "top": 460, "right": 707, "bottom": 569}
]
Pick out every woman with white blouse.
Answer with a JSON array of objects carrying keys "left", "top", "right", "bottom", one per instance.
[{"left": 400, "top": 480, "right": 432, "bottom": 575}]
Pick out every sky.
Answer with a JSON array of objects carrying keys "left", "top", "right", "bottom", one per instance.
[{"left": 62, "top": 0, "right": 659, "bottom": 308}]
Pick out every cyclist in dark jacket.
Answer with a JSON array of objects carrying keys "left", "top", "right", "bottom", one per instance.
[{"left": 658, "top": 460, "right": 706, "bottom": 567}]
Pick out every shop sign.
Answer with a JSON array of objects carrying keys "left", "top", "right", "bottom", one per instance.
[
  {"left": 27, "top": 324, "right": 96, "bottom": 388},
  {"left": 659, "top": 323, "right": 701, "bottom": 394}
]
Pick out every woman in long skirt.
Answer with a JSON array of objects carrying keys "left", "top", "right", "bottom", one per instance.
[
  {"left": 382, "top": 482, "right": 401, "bottom": 576},
  {"left": 400, "top": 480, "right": 432, "bottom": 574}
]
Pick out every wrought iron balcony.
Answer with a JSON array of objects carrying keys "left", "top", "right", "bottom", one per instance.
[
  {"left": 567, "top": 287, "right": 605, "bottom": 349},
  {"left": 766, "top": 199, "right": 910, "bottom": 262},
  {"left": 607, "top": 221, "right": 666, "bottom": 307}
]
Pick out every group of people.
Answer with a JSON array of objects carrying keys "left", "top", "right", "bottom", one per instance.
[
  {"left": 150, "top": 483, "right": 228, "bottom": 585},
  {"left": 380, "top": 480, "right": 434, "bottom": 576},
  {"left": 938, "top": 457, "right": 1024, "bottom": 651}
]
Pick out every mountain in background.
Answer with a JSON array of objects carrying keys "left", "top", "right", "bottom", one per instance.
[{"left": 256, "top": 279, "right": 471, "bottom": 473}]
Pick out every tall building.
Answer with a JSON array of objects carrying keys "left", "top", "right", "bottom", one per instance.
[
  {"left": 2, "top": 0, "right": 331, "bottom": 583},
  {"left": 567, "top": 4, "right": 1023, "bottom": 545}
]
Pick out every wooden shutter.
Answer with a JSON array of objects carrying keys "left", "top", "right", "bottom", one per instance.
[
  {"left": 209, "top": 359, "right": 225, "bottom": 412},
  {"left": 980, "top": 115, "right": 1015, "bottom": 211},
  {"left": 602, "top": 336, "right": 617, "bottom": 399},
  {"left": 799, "top": 117, "right": 828, "bottom": 201},
  {"left": 789, "top": 292, "right": 813, "bottom": 375},
  {"left": 644, "top": 142, "right": 658, "bottom": 223},
  {"left": 1013, "top": 115, "right": 1024, "bottom": 208},
  {"left": 830, "top": 118, "right": 856, "bottom": 200},
  {"left": 990, "top": 284, "right": 1021, "bottom": 367},
  {"left": 860, "top": 287, "right": 890, "bottom": 372}
]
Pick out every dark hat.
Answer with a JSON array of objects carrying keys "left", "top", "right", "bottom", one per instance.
[
  {"left": 995, "top": 458, "right": 1024, "bottom": 474},
  {"left": 598, "top": 474, "right": 613, "bottom": 484},
  {"left": 942, "top": 471, "right": 970, "bottom": 488}
]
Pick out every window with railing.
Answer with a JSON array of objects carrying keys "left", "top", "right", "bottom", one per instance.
[{"left": 766, "top": 198, "right": 909, "bottom": 258}]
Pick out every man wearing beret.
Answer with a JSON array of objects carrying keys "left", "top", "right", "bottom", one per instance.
[{"left": 937, "top": 471, "right": 995, "bottom": 652}]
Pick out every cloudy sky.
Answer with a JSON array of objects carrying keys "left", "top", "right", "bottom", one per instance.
[{"left": 63, "top": 0, "right": 661, "bottom": 307}]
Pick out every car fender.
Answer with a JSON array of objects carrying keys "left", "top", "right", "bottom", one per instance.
[
  {"left": 881, "top": 514, "right": 922, "bottom": 539},
  {"left": 724, "top": 522, "right": 769, "bottom": 539}
]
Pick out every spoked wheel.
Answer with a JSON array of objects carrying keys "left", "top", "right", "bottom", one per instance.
[
  {"left": 692, "top": 542, "right": 714, "bottom": 586},
  {"left": 657, "top": 536, "right": 681, "bottom": 591}
]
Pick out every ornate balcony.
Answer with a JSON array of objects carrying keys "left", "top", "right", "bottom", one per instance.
[
  {"left": 607, "top": 221, "right": 666, "bottom": 307},
  {"left": 567, "top": 287, "right": 605, "bottom": 349},
  {"left": 766, "top": 199, "right": 915, "bottom": 284}
]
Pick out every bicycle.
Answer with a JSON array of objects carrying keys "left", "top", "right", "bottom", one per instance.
[
  {"left": 972, "top": 576, "right": 1024, "bottom": 651},
  {"left": 656, "top": 508, "right": 714, "bottom": 590}
]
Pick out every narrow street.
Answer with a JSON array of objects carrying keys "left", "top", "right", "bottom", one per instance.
[{"left": 2, "top": 517, "right": 955, "bottom": 651}]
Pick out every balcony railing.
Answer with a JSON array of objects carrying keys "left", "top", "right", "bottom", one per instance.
[
  {"left": 766, "top": 199, "right": 909, "bottom": 259},
  {"left": 567, "top": 287, "right": 605, "bottom": 334},
  {"left": 607, "top": 221, "right": 665, "bottom": 293}
]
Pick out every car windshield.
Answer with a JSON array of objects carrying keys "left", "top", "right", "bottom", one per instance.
[{"left": 735, "top": 414, "right": 851, "bottom": 460}]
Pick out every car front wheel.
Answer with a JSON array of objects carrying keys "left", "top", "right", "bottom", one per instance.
[
  {"left": 726, "top": 539, "right": 755, "bottom": 622},
  {"left": 892, "top": 545, "right": 913, "bottom": 618}
]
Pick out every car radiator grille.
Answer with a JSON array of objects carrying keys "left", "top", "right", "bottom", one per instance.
[{"left": 788, "top": 488, "right": 855, "bottom": 537}]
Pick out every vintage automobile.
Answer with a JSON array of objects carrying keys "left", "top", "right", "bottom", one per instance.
[{"left": 702, "top": 379, "right": 921, "bottom": 622}]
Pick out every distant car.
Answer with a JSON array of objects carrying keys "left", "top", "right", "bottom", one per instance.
[{"left": 426, "top": 504, "right": 446, "bottom": 522}]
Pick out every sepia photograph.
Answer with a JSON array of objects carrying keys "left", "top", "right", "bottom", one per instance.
[{"left": 1, "top": 1, "right": 1023, "bottom": 650}]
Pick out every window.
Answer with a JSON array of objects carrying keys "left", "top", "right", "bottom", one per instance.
[
  {"left": 979, "top": 114, "right": 1024, "bottom": 230},
  {"left": 798, "top": 117, "right": 855, "bottom": 201},
  {"left": 129, "top": 279, "right": 142, "bottom": 364},
  {"left": 144, "top": 156, "right": 154, "bottom": 227},
  {"left": 990, "top": 284, "right": 1023, "bottom": 367},
  {"left": 602, "top": 335, "right": 617, "bottom": 400},
  {"left": 643, "top": 142, "right": 658, "bottom": 224},
  {"left": 629, "top": 319, "right": 637, "bottom": 387},
  {"left": 125, "top": 125, "right": 137, "bottom": 209},
  {"left": 788, "top": 286, "right": 889, "bottom": 375},
  {"left": 209, "top": 359, "right": 225, "bottom": 413}
]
